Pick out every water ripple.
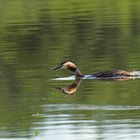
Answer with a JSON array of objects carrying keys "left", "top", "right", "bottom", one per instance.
[{"left": 43, "top": 104, "right": 140, "bottom": 111}]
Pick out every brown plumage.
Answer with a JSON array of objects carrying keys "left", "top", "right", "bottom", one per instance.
[
  {"left": 52, "top": 61, "right": 136, "bottom": 78},
  {"left": 93, "top": 70, "right": 135, "bottom": 77}
]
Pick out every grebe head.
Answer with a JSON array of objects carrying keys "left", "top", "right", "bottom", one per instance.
[
  {"left": 51, "top": 61, "right": 76, "bottom": 71},
  {"left": 51, "top": 61, "right": 83, "bottom": 77}
]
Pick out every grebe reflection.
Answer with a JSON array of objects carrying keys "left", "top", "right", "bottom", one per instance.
[
  {"left": 53, "top": 78, "right": 81, "bottom": 95},
  {"left": 53, "top": 77, "right": 136, "bottom": 95}
]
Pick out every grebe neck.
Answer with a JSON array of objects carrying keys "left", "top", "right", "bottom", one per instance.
[{"left": 75, "top": 68, "right": 84, "bottom": 78}]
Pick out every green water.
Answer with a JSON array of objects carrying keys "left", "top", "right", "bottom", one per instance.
[{"left": 0, "top": 0, "right": 140, "bottom": 139}]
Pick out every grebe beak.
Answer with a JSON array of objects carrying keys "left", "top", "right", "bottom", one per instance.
[
  {"left": 51, "top": 64, "right": 63, "bottom": 70},
  {"left": 51, "top": 66, "right": 60, "bottom": 70}
]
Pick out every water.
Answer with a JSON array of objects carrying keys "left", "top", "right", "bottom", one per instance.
[{"left": 0, "top": 0, "right": 140, "bottom": 140}]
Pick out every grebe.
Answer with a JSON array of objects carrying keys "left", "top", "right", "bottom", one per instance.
[{"left": 51, "top": 61, "right": 138, "bottom": 78}]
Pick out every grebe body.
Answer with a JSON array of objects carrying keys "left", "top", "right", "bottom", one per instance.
[
  {"left": 52, "top": 61, "right": 138, "bottom": 78},
  {"left": 93, "top": 69, "right": 135, "bottom": 77}
]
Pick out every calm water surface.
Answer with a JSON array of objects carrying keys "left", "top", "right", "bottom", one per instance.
[{"left": 0, "top": 0, "right": 140, "bottom": 140}]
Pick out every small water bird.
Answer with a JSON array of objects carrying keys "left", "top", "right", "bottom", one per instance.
[{"left": 51, "top": 61, "right": 139, "bottom": 79}]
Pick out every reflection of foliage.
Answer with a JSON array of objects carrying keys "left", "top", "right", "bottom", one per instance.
[
  {"left": 0, "top": 0, "right": 140, "bottom": 137},
  {"left": 0, "top": 0, "right": 140, "bottom": 64},
  {"left": 34, "top": 130, "right": 40, "bottom": 136}
]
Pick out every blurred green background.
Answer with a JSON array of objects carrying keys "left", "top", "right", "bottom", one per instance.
[{"left": 0, "top": 0, "right": 140, "bottom": 139}]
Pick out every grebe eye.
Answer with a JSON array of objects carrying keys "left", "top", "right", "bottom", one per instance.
[{"left": 69, "top": 67, "right": 76, "bottom": 71}]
